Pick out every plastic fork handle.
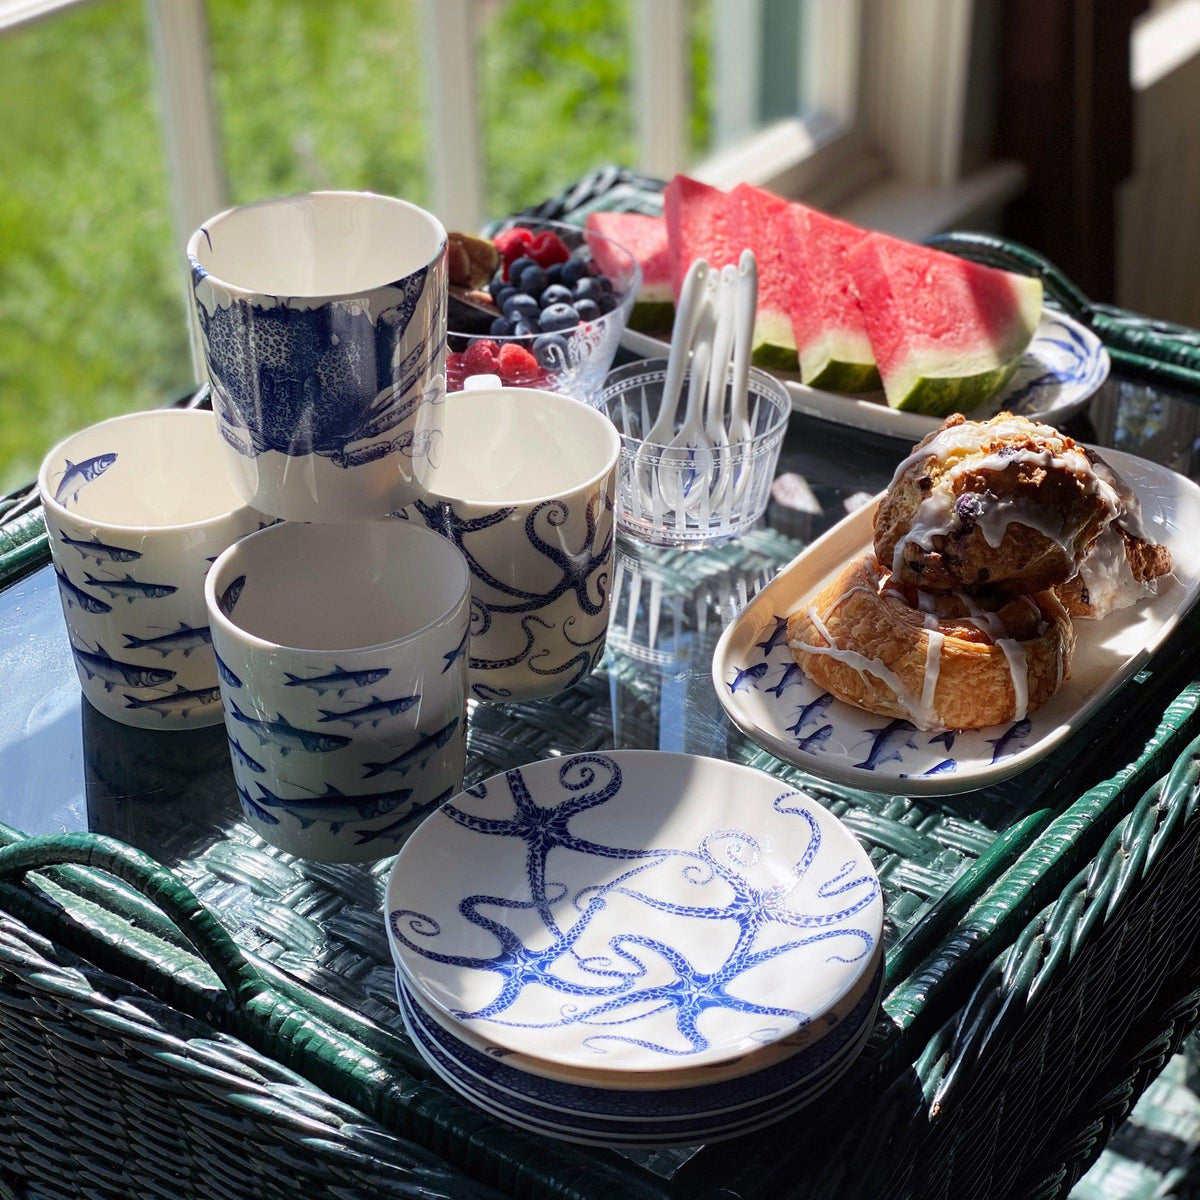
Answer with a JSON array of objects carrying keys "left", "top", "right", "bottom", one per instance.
[
  {"left": 729, "top": 250, "right": 758, "bottom": 439},
  {"left": 705, "top": 264, "right": 739, "bottom": 436},
  {"left": 650, "top": 258, "right": 711, "bottom": 443}
]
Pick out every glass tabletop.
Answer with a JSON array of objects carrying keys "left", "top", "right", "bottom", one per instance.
[{"left": 2, "top": 372, "right": 1199, "bottom": 1183}]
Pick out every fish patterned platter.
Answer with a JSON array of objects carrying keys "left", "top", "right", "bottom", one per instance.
[
  {"left": 623, "top": 309, "right": 1109, "bottom": 441},
  {"left": 386, "top": 750, "right": 883, "bottom": 1073},
  {"left": 713, "top": 447, "right": 1200, "bottom": 796}
]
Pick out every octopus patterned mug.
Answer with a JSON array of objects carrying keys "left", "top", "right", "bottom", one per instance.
[
  {"left": 38, "top": 409, "right": 266, "bottom": 730},
  {"left": 409, "top": 375, "right": 620, "bottom": 701},
  {"left": 188, "top": 191, "right": 448, "bottom": 523},
  {"left": 204, "top": 519, "right": 471, "bottom": 862}
]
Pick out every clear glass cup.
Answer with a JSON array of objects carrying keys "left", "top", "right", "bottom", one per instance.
[{"left": 594, "top": 358, "right": 791, "bottom": 547}]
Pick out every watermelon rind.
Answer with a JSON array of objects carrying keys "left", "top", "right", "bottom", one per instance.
[
  {"left": 750, "top": 308, "right": 799, "bottom": 372},
  {"left": 799, "top": 330, "right": 881, "bottom": 392},
  {"left": 885, "top": 274, "right": 1043, "bottom": 415},
  {"left": 628, "top": 299, "right": 675, "bottom": 333}
]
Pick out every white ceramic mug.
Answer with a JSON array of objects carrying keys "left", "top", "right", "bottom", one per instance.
[
  {"left": 188, "top": 191, "right": 448, "bottom": 523},
  {"left": 204, "top": 519, "right": 471, "bottom": 861},
  {"left": 409, "top": 376, "right": 620, "bottom": 702},
  {"left": 39, "top": 409, "right": 265, "bottom": 730}
]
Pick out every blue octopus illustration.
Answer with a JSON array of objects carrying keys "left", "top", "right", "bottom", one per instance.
[
  {"left": 388, "top": 756, "right": 879, "bottom": 1058},
  {"left": 192, "top": 257, "right": 446, "bottom": 467},
  {"left": 413, "top": 494, "right": 612, "bottom": 688}
]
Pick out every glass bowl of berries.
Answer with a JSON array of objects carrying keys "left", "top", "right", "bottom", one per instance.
[{"left": 444, "top": 219, "right": 641, "bottom": 401}]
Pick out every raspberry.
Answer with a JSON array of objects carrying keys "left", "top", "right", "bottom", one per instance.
[
  {"left": 527, "top": 231, "right": 570, "bottom": 268},
  {"left": 494, "top": 227, "right": 535, "bottom": 280},
  {"left": 497, "top": 343, "right": 540, "bottom": 384},
  {"left": 445, "top": 350, "right": 467, "bottom": 392},
  {"left": 463, "top": 339, "right": 500, "bottom": 375}
]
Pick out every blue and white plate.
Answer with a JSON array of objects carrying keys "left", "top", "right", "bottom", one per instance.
[
  {"left": 713, "top": 447, "right": 1200, "bottom": 796},
  {"left": 624, "top": 309, "right": 1109, "bottom": 441},
  {"left": 397, "top": 973, "right": 879, "bottom": 1146},
  {"left": 385, "top": 751, "right": 882, "bottom": 1073}
]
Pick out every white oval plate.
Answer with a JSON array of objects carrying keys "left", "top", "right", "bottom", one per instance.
[
  {"left": 386, "top": 750, "right": 882, "bottom": 1072},
  {"left": 712, "top": 448, "right": 1200, "bottom": 796},
  {"left": 622, "top": 309, "right": 1109, "bottom": 440}
]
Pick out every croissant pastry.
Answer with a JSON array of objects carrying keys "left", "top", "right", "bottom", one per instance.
[
  {"left": 787, "top": 555, "right": 1074, "bottom": 731},
  {"left": 874, "top": 413, "right": 1118, "bottom": 594}
]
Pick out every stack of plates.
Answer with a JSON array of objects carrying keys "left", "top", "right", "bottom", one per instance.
[{"left": 385, "top": 751, "right": 884, "bottom": 1146}]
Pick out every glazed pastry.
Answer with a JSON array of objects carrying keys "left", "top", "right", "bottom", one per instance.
[
  {"left": 787, "top": 555, "right": 1074, "bottom": 731},
  {"left": 1055, "top": 448, "right": 1172, "bottom": 618},
  {"left": 874, "top": 413, "right": 1119, "bottom": 594}
]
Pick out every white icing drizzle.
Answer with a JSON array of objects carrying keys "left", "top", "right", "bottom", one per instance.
[
  {"left": 997, "top": 638, "right": 1029, "bottom": 720},
  {"left": 921, "top": 631, "right": 944, "bottom": 726},
  {"left": 1071, "top": 524, "right": 1160, "bottom": 618}
]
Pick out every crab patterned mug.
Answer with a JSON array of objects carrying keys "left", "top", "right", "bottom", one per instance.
[{"left": 188, "top": 191, "right": 448, "bottom": 523}]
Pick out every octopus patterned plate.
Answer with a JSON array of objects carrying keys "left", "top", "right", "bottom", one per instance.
[
  {"left": 712, "top": 447, "right": 1200, "bottom": 796},
  {"left": 385, "top": 750, "right": 882, "bottom": 1072},
  {"left": 623, "top": 309, "right": 1108, "bottom": 440}
]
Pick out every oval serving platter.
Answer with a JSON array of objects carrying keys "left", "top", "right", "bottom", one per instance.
[
  {"left": 712, "top": 447, "right": 1200, "bottom": 796},
  {"left": 622, "top": 309, "right": 1109, "bottom": 441}
]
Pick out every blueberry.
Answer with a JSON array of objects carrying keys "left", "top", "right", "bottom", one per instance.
[
  {"left": 539, "top": 284, "right": 574, "bottom": 308},
  {"left": 561, "top": 257, "right": 590, "bottom": 286},
  {"left": 502, "top": 293, "right": 540, "bottom": 322},
  {"left": 488, "top": 277, "right": 508, "bottom": 303},
  {"left": 490, "top": 316, "right": 514, "bottom": 336},
  {"left": 546, "top": 262, "right": 564, "bottom": 285},
  {"left": 573, "top": 276, "right": 603, "bottom": 302},
  {"left": 596, "top": 292, "right": 619, "bottom": 314},
  {"left": 533, "top": 333, "right": 570, "bottom": 368},
  {"left": 574, "top": 298, "right": 600, "bottom": 321},
  {"left": 513, "top": 320, "right": 538, "bottom": 338},
  {"left": 540, "top": 303, "right": 580, "bottom": 333},
  {"left": 508, "top": 255, "right": 536, "bottom": 281},
  {"left": 517, "top": 265, "right": 548, "bottom": 296},
  {"left": 592, "top": 274, "right": 613, "bottom": 294},
  {"left": 495, "top": 285, "right": 517, "bottom": 309}
]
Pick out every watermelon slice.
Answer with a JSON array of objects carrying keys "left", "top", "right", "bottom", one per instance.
[
  {"left": 585, "top": 212, "right": 674, "bottom": 332},
  {"left": 663, "top": 175, "right": 741, "bottom": 298},
  {"left": 847, "top": 233, "right": 1043, "bottom": 416}
]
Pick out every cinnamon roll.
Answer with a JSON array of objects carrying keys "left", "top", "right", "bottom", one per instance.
[{"left": 787, "top": 555, "right": 1074, "bottom": 731}]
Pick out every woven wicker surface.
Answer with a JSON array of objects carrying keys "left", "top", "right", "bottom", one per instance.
[{"left": 0, "top": 169, "right": 1198, "bottom": 1197}]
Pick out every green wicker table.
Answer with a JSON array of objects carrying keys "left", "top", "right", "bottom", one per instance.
[{"left": 1, "top": 174, "right": 1200, "bottom": 1199}]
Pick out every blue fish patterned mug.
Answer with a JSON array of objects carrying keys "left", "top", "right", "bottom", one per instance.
[
  {"left": 407, "top": 376, "right": 620, "bottom": 702},
  {"left": 188, "top": 191, "right": 448, "bottom": 523},
  {"left": 39, "top": 409, "right": 267, "bottom": 730},
  {"left": 204, "top": 519, "right": 471, "bottom": 862}
]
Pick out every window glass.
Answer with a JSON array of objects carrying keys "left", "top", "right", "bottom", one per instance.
[{"left": 0, "top": 0, "right": 191, "bottom": 492}]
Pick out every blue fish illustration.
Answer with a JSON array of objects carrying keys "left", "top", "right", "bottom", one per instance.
[
  {"left": 214, "top": 651, "right": 243, "bottom": 689},
  {"left": 797, "top": 723, "right": 834, "bottom": 754},
  {"left": 58, "top": 532, "right": 141, "bottom": 564},
  {"left": 755, "top": 615, "right": 790, "bottom": 656},
  {"left": 70, "top": 641, "right": 175, "bottom": 691},
  {"left": 785, "top": 692, "right": 834, "bottom": 738},
  {"left": 236, "top": 783, "right": 279, "bottom": 825},
  {"left": 54, "top": 568, "right": 112, "bottom": 614},
  {"left": 901, "top": 758, "right": 957, "bottom": 779},
  {"left": 766, "top": 663, "right": 805, "bottom": 698},
  {"left": 283, "top": 666, "right": 391, "bottom": 697},
  {"left": 228, "top": 701, "right": 351, "bottom": 754},
  {"left": 442, "top": 626, "right": 469, "bottom": 673},
  {"left": 217, "top": 575, "right": 245, "bottom": 616},
  {"left": 83, "top": 572, "right": 177, "bottom": 603},
  {"left": 727, "top": 662, "right": 770, "bottom": 694},
  {"left": 317, "top": 693, "right": 420, "bottom": 729},
  {"left": 228, "top": 737, "right": 265, "bottom": 773},
  {"left": 987, "top": 718, "right": 1032, "bottom": 763},
  {"left": 53, "top": 453, "right": 117, "bottom": 504},
  {"left": 853, "top": 719, "right": 918, "bottom": 771},
  {"left": 362, "top": 717, "right": 461, "bottom": 779},
  {"left": 249, "top": 782, "right": 415, "bottom": 832},
  {"left": 354, "top": 786, "right": 456, "bottom": 845},
  {"left": 123, "top": 683, "right": 221, "bottom": 717},
  {"left": 122, "top": 622, "right": 212, "bottom": 657},
  {"left": 928, "top": 730, "right": 958, "bottom": 751}
]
